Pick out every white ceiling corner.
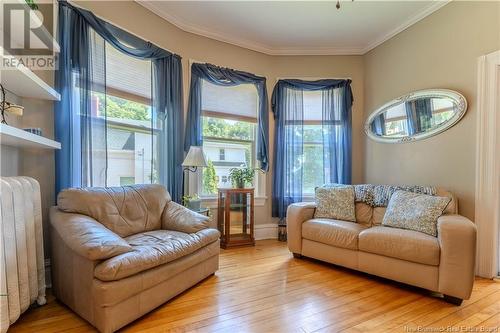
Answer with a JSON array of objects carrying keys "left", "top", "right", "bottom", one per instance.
[{"left": 136, "top": 0, "right": 450, "bottom": 56}]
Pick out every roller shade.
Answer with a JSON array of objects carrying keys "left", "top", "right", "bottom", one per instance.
[
  {"left": 303, "top": 90, "right": 322, "bottom": 121},
  {"left": 106, "top": 44, "right": 152, "bottom": 100},
  {"left": 201, "top": 79, "right": 258, "bottom": 121}
]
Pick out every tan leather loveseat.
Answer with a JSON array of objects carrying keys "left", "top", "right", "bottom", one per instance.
[
  {"left": 287, "top": 187, "right": 476, "bottom": 305},
  {"left": 50, "top": 185, "right": 220, "bottom": 333}
]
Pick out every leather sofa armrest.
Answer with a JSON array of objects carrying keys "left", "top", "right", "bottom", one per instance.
[
  {"left": 49, "top": 206, "right": 133, "bottom": 261},
  {"left": 162, "top": 201, "right": 210, "bottom": 233},
  {"left": 437, "top": 214, "right": 477, "bottom": 300},
  {"left": 286, "top": 202, "right": 317, "bottom": 254}
]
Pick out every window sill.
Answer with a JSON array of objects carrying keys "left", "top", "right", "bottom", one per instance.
[{"left": 200, "top": 195, "right": 267, "bottom": 208}]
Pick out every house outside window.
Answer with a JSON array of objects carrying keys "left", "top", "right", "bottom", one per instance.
[
  {"left": 196, "top": 78, "right": 264, "bottom": 198},
  {"left": 90, "top": 43, "right": 156, "bottom": 187}
]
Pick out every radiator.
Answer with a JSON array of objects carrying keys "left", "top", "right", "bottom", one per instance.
[{"left": 0, "top": 177, "right": 46, "bottom": 333}]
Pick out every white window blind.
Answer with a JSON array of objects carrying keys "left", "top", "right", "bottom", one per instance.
[
  {"left": 201, "top": 79, "right": 258, "bottom": 120},
  {"left": 105, "top": 44, "right": 152, "bottom": 100}
]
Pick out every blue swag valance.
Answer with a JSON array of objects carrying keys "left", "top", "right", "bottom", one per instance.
[
  {"left": 55, "top": 1, "right": 184, "bottom": 202},
  {"left": 184, "top": 63, "right": 269, "bottom": 172},
  {"left": 271, "top": 79, "right": 353, "bottom": 218}
]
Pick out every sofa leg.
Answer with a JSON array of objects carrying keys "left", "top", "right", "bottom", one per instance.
[
  {"left": 443, "top": 295, "right": 463, "bottom": 305},
  {"left": 292, "top": 253, "right": 302, "bottom": 258}
]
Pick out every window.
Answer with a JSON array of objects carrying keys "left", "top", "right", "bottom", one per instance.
[
  {"left": 120, "top": 176, "right": 136, "bottom": 186},
  {"left": 199, "top": 80, "right": 259, "bottom": 196},
  {"left": 90, "top": 43, "right": 156, "bottom": 187},
  {"left": 301, "top": 91, "right": 327, "bottom": 195}
]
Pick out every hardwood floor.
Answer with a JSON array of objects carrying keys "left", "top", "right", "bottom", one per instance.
[{"left": 10, "top": 240, "right": 500, "bottom": 333}]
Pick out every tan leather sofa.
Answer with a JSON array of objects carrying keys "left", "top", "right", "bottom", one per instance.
[
  {"left": 287, "top": 188, "right": 476, "bottom": 305},
  {"left": 49, "top": 185, "right": 220, "bottom": 333}
]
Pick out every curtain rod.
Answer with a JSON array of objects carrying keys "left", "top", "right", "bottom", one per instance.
[{"left": 188, "top": 59, "right": 267, "bottom": 78}]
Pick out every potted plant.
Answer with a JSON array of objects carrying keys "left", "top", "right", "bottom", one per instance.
[
  {"left": 182, "top": 194, "right": 201, "bottom": 211},
  {"left": 229, "top": 167, "right": 255, "bottom": 189}
]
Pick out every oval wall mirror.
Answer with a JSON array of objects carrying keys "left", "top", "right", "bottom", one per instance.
[{"left": 365, "top": 89, "right": 467, "bottom": 143}]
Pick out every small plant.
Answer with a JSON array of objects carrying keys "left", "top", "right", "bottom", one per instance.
[
  {"left": 182, "top": 194, "right": 201, "bottom": 211},
  {"left": 229, "top": 167, "right": 255, "bottom": 188},
  {"left": 182, "top": 194, "right": 199, "bottom": 206}
]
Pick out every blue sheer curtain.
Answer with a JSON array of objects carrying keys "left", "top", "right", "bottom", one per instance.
[
  {"left": 184, "top": 63, "right": 269, "bottom": 171},
  {"left": 405, "top": 98, "right": 432, "bottom": 136},
  {"left": 271, "top": 79, "right": 353, "bottom": 219},
  {"left": 55, "top": 1, "right": 184, "bottom": 202}
]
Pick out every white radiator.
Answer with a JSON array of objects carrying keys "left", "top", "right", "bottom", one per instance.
[{"left": 0, "top": 177, "right": 46, "bottom": 333}]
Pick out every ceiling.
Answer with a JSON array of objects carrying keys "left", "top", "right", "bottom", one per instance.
[{"left": 136, "top": 1, "right": 449, "bottom": 56}]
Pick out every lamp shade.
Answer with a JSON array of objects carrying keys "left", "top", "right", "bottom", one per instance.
[{"left": 182, "top": 146, "right": 208, "bottom": 168}]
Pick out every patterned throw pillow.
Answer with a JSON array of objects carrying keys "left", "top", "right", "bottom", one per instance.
[
  {"left": 314, "top": 185, "right": 356, "bottom": 222},
  {"left": 382, "top": 190, "right": 451, "bottom": 237}
]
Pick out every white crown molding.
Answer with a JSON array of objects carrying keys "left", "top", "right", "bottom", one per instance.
[
  {"left": 136, "top": 0, "right": 450, "bottom": 56},
  {"left": 361, "top": 0, "right": 451, "bottom": 54}
]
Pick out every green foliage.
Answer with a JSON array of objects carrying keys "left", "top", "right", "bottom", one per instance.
[
  {"left": 202, "top": 117, "right": 254, "bottom": 140},
  {"left": 203, "top": 160, "right": 218, "bottom": 194},
  {"left": 96, "top": 93, "right": 150, "bottom": 121},
  {"left": 182, "top": 193, "right": 199, "bottom": 206},
  {"left": 229, "top": 167, "right": 255, "bottom": 188},
  {"left": 25, "top": 0, "right": 38, "bottom": 10}
]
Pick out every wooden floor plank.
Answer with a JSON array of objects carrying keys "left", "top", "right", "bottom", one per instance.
[{"left": 8, "top": 240, "right": 500, "bottom": 333}]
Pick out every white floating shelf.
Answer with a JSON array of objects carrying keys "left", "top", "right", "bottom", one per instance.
[
  {"left": 0, "top": 124, "right": 61, "bottom": 150},
  {"left": 1, "top": 50, "right": 61, "bottom": 101},
  {"left": 0, "top": 0, "right": 60, "bottom": 53}
]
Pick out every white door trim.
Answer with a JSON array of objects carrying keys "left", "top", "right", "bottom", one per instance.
[{"left": 475, "top": 50, "right": 500, "bottom": 278}]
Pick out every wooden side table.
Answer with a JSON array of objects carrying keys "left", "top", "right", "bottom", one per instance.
[{"left": 217, "top": 188, "right": 255, "bottom": 249}]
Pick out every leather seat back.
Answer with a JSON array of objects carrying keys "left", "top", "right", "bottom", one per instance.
[{"left": 57, "top": 184, "right": 170, "bottom": 237}]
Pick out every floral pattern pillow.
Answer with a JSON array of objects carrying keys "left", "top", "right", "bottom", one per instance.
[
  {"left": 314, "top": 185, "right": 356, "bottom": 222},
  {"left": 382, "top": 190, "right": 451, "bottom": 236}
]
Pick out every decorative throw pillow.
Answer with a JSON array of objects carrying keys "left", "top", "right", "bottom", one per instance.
[
  {"left": 314, "top": 185, "right": 356, "bottom": 222},
  {"left": 382, "top": 190, "right": 451, "bottom": 236},
  {"left": 373, "top": 185, "right": 437, "bottom": 207}
]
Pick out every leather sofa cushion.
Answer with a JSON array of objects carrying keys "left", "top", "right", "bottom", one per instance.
[
  {"left": 57, "top": 184, "right": 170, "bottom": 237},
  {"left": 355, "top": 203, "right": 372, "bottom": 227},
  {"left": 371, "top": 207, "right": 386, "bottom": 226},
  {"left": 359, "top": 226, "right": 440, "bottom": 266},
  {"left": 302, "top": 219, "right": 367, "bottom": 250},
  {"left": 94, "top": 229, "right": 220, "bottom": 281},
  {"left": 162, "top": 201, "right": 210, "bottom": 233},
  {"left": 93, "top": 241, "right": 220, "bottom": 307},
  {"left": 50, "top": 207, "right": 133, "bottom": 260}
]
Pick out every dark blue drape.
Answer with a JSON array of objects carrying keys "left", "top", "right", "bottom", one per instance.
[
  {"left": 371, "top": 113, "right": 386, "bottom": 136},
  {"left": 55, "top": 1, "right": 184, "bottom": 202},
  {"left": 271, "top": 79, "right": 353, "bottom": 218},
  {"left": 184, "top": 63, "right": 269, "bottom": 171},
  {"left": 405, "top": 98, "right": 432, "bottom": 136}
]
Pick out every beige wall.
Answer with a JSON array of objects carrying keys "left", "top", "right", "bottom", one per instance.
[
  {"left": 4, "top": 0, "right": 495, "bottom": 238},
  {"left": 76, "top": 1, "right": 365, "bottom": 226},
  {"left": 363, "top": 1, "right": 500, "bottom": 220}
]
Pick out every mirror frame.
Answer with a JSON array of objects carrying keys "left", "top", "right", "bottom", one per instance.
[{"left": 364, "top": 89, "right": 467, "bottom": 144}]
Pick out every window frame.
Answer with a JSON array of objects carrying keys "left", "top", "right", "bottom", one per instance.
[{"left": 193, "top": 115, "right": 266, "bottom": 204}]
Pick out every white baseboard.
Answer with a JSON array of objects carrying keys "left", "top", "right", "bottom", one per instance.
[{"left": 255, "top": 223, "right": 278, "bottom": 240}]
